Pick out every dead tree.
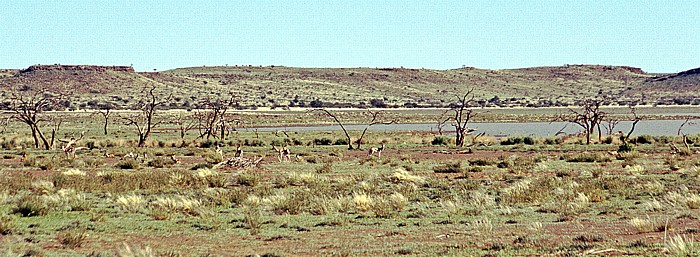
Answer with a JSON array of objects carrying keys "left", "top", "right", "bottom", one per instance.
[
  {"left": 355, "top": 110, "right": 396, "bottom": 150},
  {"left": 173, "top": 111, "right": 197, "bottom": 141},
  {"left": 565, "top": 98, "right": 607, "bottom": 145},
  {"left": 312, "top": 109, "right": 355, "bottom": 150},
  {"left": 195, "top": 94, "right": 237, "bottom": 140},
  {"left": 446, "top": 88, "right": 477, "bottom": 147},
  {"left": 124, "top": 84, "right": 171, "bottom": 147},
  {"left": 312, "top": 109, "right": 396, "bottom": 150},
  {"left": 622, "top": 106, "right": 641, "bottom": 143},
  {"left": 94, "top": 102, "right": 116, "bottom": 135},
  {"left": 6, "top": 87, "right": 66, "bottom": 149}
]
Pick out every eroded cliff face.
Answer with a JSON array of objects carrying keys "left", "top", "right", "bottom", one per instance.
[{"left": 21, "top": 65, "right": 135, "bottom": 73}]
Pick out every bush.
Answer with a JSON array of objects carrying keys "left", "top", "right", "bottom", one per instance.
[
  {"left": 501, "top": 136, "right": 535, "bottom": 145},
  {"left": 313, "top": 138, "right": 333, "bottom": 146},
  {"left": 543, "top": 137, "right": 563, "bottom": 145},
  {"left": 469, "top": 158, "right": 496, "bottom": 166},
  {"left": 116, "top": 159, "right": 139, "bottom": 169},
  {"left": 631, "top": 135, "right": 654, "bottom": 144},
  {"left": 433, "top": 162, "right": 464, "bottom": 173},
  {"left": 431, "top": 137, "right": 450, "bottom": 146},
  {"left": 147, "top": 157, "right": 176, "bottom": 168},
  {"left": 333, "top": 138, "right": 349, "bottom": 146},
  {"left": 12, "top": 196, "right": 49, "bottom": 217},
  {"left": 564, "top": 153, "right": 613, "bottom": 163},
  {"left": 618, "top": 142, "right": 635, "bottom": 153},
  {"left": 57, "top": 229, "right": 87, "bottom": 249},
  {"left": 243, "top": 139, "right": 266, "bottom": 147}
]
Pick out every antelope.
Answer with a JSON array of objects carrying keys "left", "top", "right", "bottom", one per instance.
[
  {"left": 104, "top": 152, "right": 115, "bottom": 158},
  {"left": 234, "top": 145, "right": 243, "bottom": 158},
  {"left": 368, "top": 144, "right": 385, "bottom": 158},
  {"left": 273, "top": 145, "right": 291, "bottom": 162},
  {"left": 123, "top": 152, "right": 137, "bottom": 160},
  {"left": 60, "top": 131, "right": 86, "bottom": 159},
  {"left": 215, "top": 145, "right": 224, "bottom": 160},
  {"left": 169, "top": 154, "right": 180, "bottom": 164}
]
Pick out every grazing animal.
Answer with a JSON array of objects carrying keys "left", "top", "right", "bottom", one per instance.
[
  {"left": 104, "top": 152, "right": 115, "bottom": 158},
  {"left": 169, "top": 154, "right": 180, "bottom": 164},
  {"left": 234, "top": 145, "right": 243, "bottom": 158},
  {"left": 273, "top": 145, "right": 291, "bottom": 162},
  {"left": 123, "top": 152, "right": 137, "bottom": 160},
  {"left": 368, "top": 144, "right": 385, "bottom": 158},
  {"left": 215, "top": 145, "right": 224, "bottom": 160}
]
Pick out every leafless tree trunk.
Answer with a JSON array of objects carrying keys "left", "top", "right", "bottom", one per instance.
[
  {"left": 355, "top": 110, "right": 396, "bottom": 150},
  {"left": 448, "top": 88, "right": 476, "bottom": 147},
  {"left": 124, "top": 84, "right": 171, "bottom": 147},
  {"left": 96, "top": 104, "right": 114, "bottom": 135},
  {"left": 312, "top": 109, "right": 354, "bottom": 150},
  {"left": 174, "top": 111, "right": 197, "bottom": 141},
  {"left": 195, "top": 94, "right": 237, "bottom": 140},
  {"left": 565, "top": 98, "right": 607, "bottom": 145},
  {"left": 312, "top": 109, "right": 396, "bottom": 150},
  {"left": 7, "top": 88, "right": 65, "bottom": 149}
]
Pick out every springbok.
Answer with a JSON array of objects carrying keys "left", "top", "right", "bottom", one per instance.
[
  {"left": 273, "top": 145, "right": 291, "bottom": 162},
  {"left": 234, "top": 145, "right": 243, "bottom": 158},
  {"left": 368, "top": 144, "right": 385, "bottom": 158}
]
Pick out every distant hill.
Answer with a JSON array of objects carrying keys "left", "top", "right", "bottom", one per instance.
[
  {"left": 614, "top": 67, "right": 700, "bottom": 105},
  {"left": 2, "top": 63, "right": 697, "bottom": 110}
]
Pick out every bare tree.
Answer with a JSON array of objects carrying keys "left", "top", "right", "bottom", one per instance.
[
  {"left": 446, "top": 88, "right": 477, "bottom": 147},
  {"left": 312, "top": 109, "right": 355, "bottom": 150},
  {"left": 124, "top": 84, "right": 171, "bottom": 147},
  {"left": 95, "top": 102, "right": 117, "bottom": 135},
  {"left": 355, "top": 110, "right": 397, "bottom": 150},
  {"left": 195, "top": 94, "right": 237, "bottom": 140},
  {"left": 6, "top": 87, "right": 66, "bottom": 149},
  {"left": 565, "top": 98, "right": 607, "bottom": 145},
  {"left": 622, "top": 106, "right": 641, "bottom": 143},
  {"left": 173, "top": 111, "right": 197, "bottom": 142},
  {"left": 311, "top": 109, "right": 396, "bottom": 150}
]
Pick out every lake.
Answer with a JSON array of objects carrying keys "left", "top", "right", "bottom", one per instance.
[{"left": 243, "top": 120, "right": 699, "bottom": 137}]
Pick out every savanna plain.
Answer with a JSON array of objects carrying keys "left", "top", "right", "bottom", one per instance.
[{"left": 1, "top": 108, "right": 699, "bottom": 257}]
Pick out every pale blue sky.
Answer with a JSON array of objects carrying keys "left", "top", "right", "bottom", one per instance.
[{"left": 1, "top": 1, "right": 698, "bottom": 72}]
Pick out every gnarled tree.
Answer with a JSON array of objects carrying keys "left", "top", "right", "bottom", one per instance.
[
  {"left": 446, "top": 88, "right": 477, "bottom": 147},
  {"left": 312, "top": 109, "right": 396, "bottom": 150},
  {"left": 195, "top": 94, "right": 238, "bottom": 140},
  {"left": 6, "top": 86, "right": 66, "bottom": 149},
  {"left": 124, "top": 84, "right": 171, "bottom": 147},
  {"left": 565, "top": 98, "right": 608, "bottom": 145}
]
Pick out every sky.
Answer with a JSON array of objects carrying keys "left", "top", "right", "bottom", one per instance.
[{"left": 1, "top": 1, "right": 698, "bottom": 73}]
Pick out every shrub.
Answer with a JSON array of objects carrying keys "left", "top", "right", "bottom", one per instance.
[
  {"left": 313, "top": 138, "right": 333, "bottom": 146},
  {"left": 618, "top": 142, "right": 635, "bottom": 153},
  {"left": 469, "top": 158, "right": 496, "bottom": 166},
  {"left": 501, "top": 136, "right": 535, "bottom": 145},
  {"left": 431, "top": 137, "right": 450, "bottom": 146},
  {"left": 0, "top": 215, "right": 16, "bottom": 235},
  {"left": 57, "top": 229, "right": 87, "bottom": 249},
  {"left": 12, "top": 195, "right": 49, "bottom": 217},
  {"left": 631, "top": 135, "right": 654, "bottom": 144},
  {"left": 543, "top": 137, "right": 563, "bottom": 145},
  {"left": 316, "top": 163, "right": 333, "bottom": 173},
  {"left": 564, "top": 152, "right": 613, "bottom": 163},
  {"left": 116, "top": 159, "right": 139, "bottom": 169},
  {"left": 333, "top": 138, "right": 349, "bottom": 146},
  {"left": 243, "top": 138, "right": 266, "bottom": 147},
  {"left": 147, "top": 157, "right": 176, "bottom": 168},
  {"left": 433, "top": 162, "right": 464, "bottom": 173}
]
